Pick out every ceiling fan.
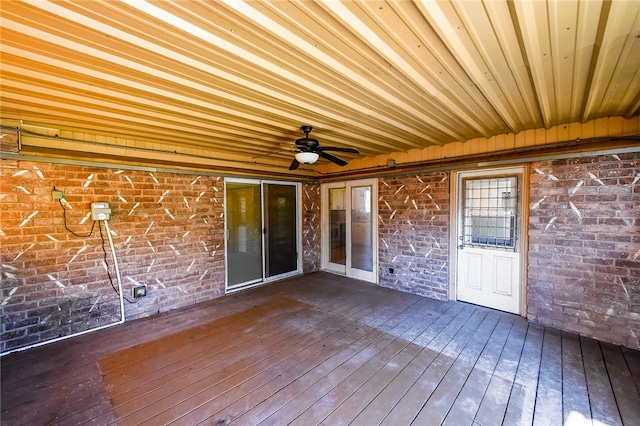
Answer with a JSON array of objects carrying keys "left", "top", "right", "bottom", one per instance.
[{"left": 289, "top": 125, "right": 359, "bottom": 170}]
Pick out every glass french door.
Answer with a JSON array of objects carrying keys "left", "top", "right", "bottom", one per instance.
[
  {"left": 225, "top": 179, "right": 301, "bottom": 291},
  {"left": 322, "top": 178, "right": 377, "bottom": 283}
]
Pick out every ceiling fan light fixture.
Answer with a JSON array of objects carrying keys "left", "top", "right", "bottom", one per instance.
[{"left": 295, "top": 151, "right": 319, "bottom": 164}]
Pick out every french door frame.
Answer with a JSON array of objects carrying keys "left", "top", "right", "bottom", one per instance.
[
  {"left": 224, "top": 178, "right": 302, "bottom": 293},
  {"left": 321, "top": 178, "right": 378, "bottom": 283}
]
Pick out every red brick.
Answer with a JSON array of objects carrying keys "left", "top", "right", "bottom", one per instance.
[
  {"left": 378, "top": 172, "right": 450, "bottom": 299},
  {"left": 1, "top": 161, "right": 228, "bottom": 352},
  {"left": 529, "top": 152, "right": 640, "bottom": 349}
]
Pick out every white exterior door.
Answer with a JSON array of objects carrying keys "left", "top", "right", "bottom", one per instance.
[{"left": 455, "top": 168, "right": 524, "bottom": 314}]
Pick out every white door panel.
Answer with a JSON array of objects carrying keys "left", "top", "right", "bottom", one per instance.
[
  {"left": 462, "top": 252, "right": 483, "bottom": 290},
  {"left": 455, "top": 169, "right": 523, "bottom": 315},
  {"left": 494, "top": 255, "right": 516, "bottom": 296},
  {"left": 458, "top": 246, "right": 520, "bottom": 313}
]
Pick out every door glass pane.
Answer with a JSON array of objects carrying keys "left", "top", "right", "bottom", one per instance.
[
  {"left": 226, "top": 182, "right": 263, "bottom": 286},
  {"left": 462, "top": 176, "right": 517, "bottom": 249},
  {"left": 329, "top": 188, "right": 346, "bottom": 265},
  {"left": 265, "top": 184, "right": 297, "bottom": 277},
  {"left": 351, "top": 185, "right": 372, "bottom": 271}
]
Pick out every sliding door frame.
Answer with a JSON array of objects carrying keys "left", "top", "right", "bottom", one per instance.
[{"left": 224, "top": 178, "right": 302, "bottom": 293}]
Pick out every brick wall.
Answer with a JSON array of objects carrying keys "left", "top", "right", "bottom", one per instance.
[
  {"left": 0, "top": 160, "right": 226, "bottom": 352},
  {"left": 1, "top": 160, "right": 323, "bottom": 352},
  {"left": 528, "top": 153, "right": 640, "bottom": 348},
  {"left": 302, "top": 183, "right": 321, "bottom": 273},
  {"left": 378, "top": 172, "right": 450, "bottom": 299},
  {"left": 3, "top": 151, "right": 638, "bottom": 352}
]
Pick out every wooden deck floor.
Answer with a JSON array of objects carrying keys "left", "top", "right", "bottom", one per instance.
[{"left": 2, "top": 272, "right": 640, "bottom": 425}]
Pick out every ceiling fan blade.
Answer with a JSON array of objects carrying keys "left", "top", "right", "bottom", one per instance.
[
  {"left": 319, "top": 151, "right": 348, "bottom": 166},
  {"left": 319, "top": 146, "right": 359, "bottom": 154},
  {"left": 288, "top": 158, "right": 300, "bottom": 170}
]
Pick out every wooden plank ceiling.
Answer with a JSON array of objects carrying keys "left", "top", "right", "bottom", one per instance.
[{"left": 1, "top": 0, "right": 639, "bottom": 174}]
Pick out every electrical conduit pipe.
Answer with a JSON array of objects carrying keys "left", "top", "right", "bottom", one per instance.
[{"left": 0, "top": 219, "right": 126, "bottom": 356}]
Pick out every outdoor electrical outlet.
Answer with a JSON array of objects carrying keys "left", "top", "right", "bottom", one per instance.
[
  {"left": 52, "top": 190, "right": 64, "bottom": 200},
  {"left": 132, "top": 285, "right": 147, "bottom": 298},
  {"left": 91, "top": 202, "right": 111, "bottom": 221}
]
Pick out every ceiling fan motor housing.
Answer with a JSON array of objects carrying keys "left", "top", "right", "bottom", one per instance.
[
  {"left": 295, "top": 138, "right": 319, "bottom": 150},
  {"left": 289, "top": 124, "right": 358, "bottom": 170}
]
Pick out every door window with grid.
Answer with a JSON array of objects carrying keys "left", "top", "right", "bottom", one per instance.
[{"left": 462, "top": 176, "right": 518, "bottom": 250}]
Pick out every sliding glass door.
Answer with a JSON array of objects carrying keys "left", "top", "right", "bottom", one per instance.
[
  {"left": 225, "top": 179, "right": 301, "bottom": 291},
  {"left": 226, "top": 181, "right": 262, "bottom": 286},
  {"left": 323, "top": 178, "right": 377, "bottom": 283},
  {"left": 264, "top": 183, "right": 298, "bottom": 278}
]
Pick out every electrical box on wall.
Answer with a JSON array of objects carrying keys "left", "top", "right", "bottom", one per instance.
[
  {"left": 91, "top": 202, "right": 111, "bottom": 221},
  {"left": 132, "top": 285, "right": 147, "bottom": 298}
]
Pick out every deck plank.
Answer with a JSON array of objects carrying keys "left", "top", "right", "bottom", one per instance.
[
  {"left": 292, "top": 335, "right": 416, "bottom": 425},
  {"left": 532, "top": 328, "right": 563, "bottom": 426},
  {"left": 601, "top": 342, "right": 640, "bottom": 426},
  {"left": 502, "top": 323, "right": 544, "bottom": 425},
  {"left": 401, "top": 310, "right": 500, "bottom": 425},
  {"left": 231, "top": 327, "right": 384, "bottom": 425},
  {"left": 1, "top": 285, "right": 301, "bottom": 424},
  {"left": 349, "top": 345, "right": 440, "bottom": 426},
  {"left": 439, "top": 314, "right": 516, "bottom": 426},
  {"left": 621, "top": 346, "right": 640, "bottom": 391},
  {"left": 580, "top": 336, "right": 623, "bottom": 426},
  {"left": 1, "top": 272, "right": 639, "bottom": 426},
  {"left": 176, "top": 322, "right": 374, "bottom": 425},
  {"left": 232, "top": 298, "right": 432, "bottom": 425},
  {"left": 287, "top": 301, "right": 462, "bottom": 424},
  {"left": 176, "top": 291, "right": 423, "bottom": 425},
  {"left": 105, "top": 304, "right": 327, "bottom": 405},
  {"left": 378, "top": 306, "right": 488, "bottom": 425},
  {"left": 473, "top": 316, "right": 529, "bottom": 425},
  {"left": 316, "top": 305, "right": 482, "bottom": 425},
  {"left": 128, "top": 288, "right": 420, "bottom": 425},
  {"left": 113, "top": 303, "right": 350, "bottom": 424},
  {"left": 343, "top": 333, "right": 444, "bottom": 424},
  {"left": 260, "top": 301, "right": 463, "bottom": 425},
  {"left": 561, "top": 332, "right": 592, "bottom": 424}
]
